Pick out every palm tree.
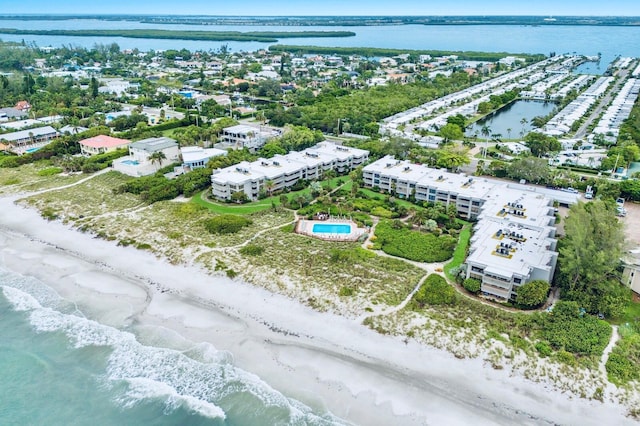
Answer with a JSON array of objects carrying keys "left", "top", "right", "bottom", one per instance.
[
  {"left": 507, "top": 128, "right": 512, "bottom": 139},
  {"left": 480, "top": 125, "right": 491, "bottom": 158},
  {"left": 520, "top": 118, "right": 528, "bottom": 138},
  {"left": 264, "top": 179, "right": 276, "bottom": 197},
  {"left": 149, "top": 151, "right": 167, "bottom": 169}
]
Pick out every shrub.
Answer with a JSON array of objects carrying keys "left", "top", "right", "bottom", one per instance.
[
  {"left": 373, "top": 220, "right": 456, "bottom": 262},
  {"left": 37, "top": 167, "right": 63, "bottom": 176},
  {"left": 463, "top": 278, "right": 481, "bottom": 294},
  {"left": 535, "top": 341, "right": 552, "bottom": 357},
  {"left": 239, "top": 244, "right": 265, "bottom": 256},
  {"left": 516, "top": 279, "right": 550, "bottom": 307},
  {"left": 204, "top": 215, "right": 252, "bottom": 234},
  {"left": 413, "top": 274, "right": 456, "bottom": 307},
  {"left": 339, "top": 286, "right": 355, "bottom": 296}
]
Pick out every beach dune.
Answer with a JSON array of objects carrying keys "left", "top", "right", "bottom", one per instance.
[{"left": 0, "top": 196, "right": 634, "bottom": 426}]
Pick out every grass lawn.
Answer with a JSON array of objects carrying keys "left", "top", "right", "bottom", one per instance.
[
  {"left": 356, "top": 187, "right": 424, "bottom": 210},
  {"left": 610, "top": 300, "right": 640, "bottom": 325},
  {"left": 445, "top": 224, "right": 472, "bottom": 280},
  {"left": 191, "top": 176, "right": 350, "bottom": 215}
]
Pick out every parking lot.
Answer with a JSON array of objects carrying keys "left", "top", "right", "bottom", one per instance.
[{"left": 621, "top": 201, "right": 640, "bottom": 248}]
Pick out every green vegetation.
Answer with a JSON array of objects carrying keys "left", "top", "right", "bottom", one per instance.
[
  {"left": 556, "top": 200, "right": 629, "bottom": 317},
  {"left": 204, "top": 214, "right": 252, "bottom": 234},
  {"left": 606, "top": 323, "right": 640, "bottom": 385},
  {"left": 538, "top": 301, "right": 611, "bottom": 355},
  {"left": 269, "top": 45, "right": 544, "bottom": 62},
  {"left": 444, "top": 225, "right": 471, "bottom": 280},
  {"left": 372, "top": 219, "right": 457, "bottom": 263},
  {"left": 239, "top": 244, "right": 265, "bottom": 256},
  {"left": 412, "top": 274, "right": 457, "bottom": 307},
  {"left": 516, "top": 280, "right": 550, "bottom": 308},
  {"left": 463, "top": 278, "right": 481, "bottom": 294},
  {"left": 0, "top": 29, "right": 356, "bottom": 42}
]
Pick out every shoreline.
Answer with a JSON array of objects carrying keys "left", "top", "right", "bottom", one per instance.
[{"left": 0, "top": 195, "right": 636, "bottom": 425}]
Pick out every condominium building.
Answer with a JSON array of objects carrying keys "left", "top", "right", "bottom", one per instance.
[
  {"left": 211, "top": 142, "right": 369, "bottom": 201},
  {"left": 362, "top": 156, "right": 568, "bottom": 300}
]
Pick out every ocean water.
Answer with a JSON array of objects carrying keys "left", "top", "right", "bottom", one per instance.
[{"left": 0, "top": 269, "right": 345, "bottom": 426}]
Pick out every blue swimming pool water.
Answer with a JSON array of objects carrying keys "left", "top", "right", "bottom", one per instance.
[
  {"left": 25, "top": 147, "right": 40, "bottom": 153},
  {"left": 312, "top": 223, "right": 351, "bottom": 234},
  {"left": 121, "top": 160, "right": 139, "bottom": 166}
]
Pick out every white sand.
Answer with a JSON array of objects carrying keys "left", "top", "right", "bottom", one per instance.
[{"left": 0, "top": 195, "right": 635, "bottom": 426}]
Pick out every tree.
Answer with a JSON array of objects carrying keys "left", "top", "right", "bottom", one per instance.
[
  {"left": 149, "top": 151, "right": 167, "bottom": 168},
  {"left": 557, "top": 200, "right": 627, "bottom": 315},
  {"left": 507, "top": 157, "right": 550, "bottom": 184},
  {"left": 524, "top": 132, "right": 561, "bottom": 157},
  {"left": 480, "top": 125, "right": 491, "bottom": 158},
  {"left": 520, "top": 117, "right": 528, "bottom": 138},
  {"left": 90, "top": 76, "right": 99, "bottom": 98},
  {"left": 438, "top": 123, "right": 464, "bottom": 143},
  {"left": 263, "top": 179, "right": 276, "bottom": 197},
  {"left": 463, "top": 278, "right": 481, "bottom": 294},
  {"left": 516, "top": 280, "right": 550, "bottom": 307}
]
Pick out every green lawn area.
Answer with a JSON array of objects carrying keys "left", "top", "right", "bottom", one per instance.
[
  {"left": 191, "top": 176, "right": 349, "bottom": 215},
  {"left": 445, "top": 224, "right": 471, "bottom": 280},
  {"left": 610, "top": 299, "right": 640, "bottom": 325},
  {"left": 356, "top": 187, "right": 425, "bottom": 210}
]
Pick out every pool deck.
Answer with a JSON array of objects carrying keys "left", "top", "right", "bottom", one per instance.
[{"left": 295, "top": 218, "right": 367, "bottom": 242}]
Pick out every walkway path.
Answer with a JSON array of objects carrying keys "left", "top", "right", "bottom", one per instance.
[{"left": 599, "top": 325, "right": 620, "bottom": 376}]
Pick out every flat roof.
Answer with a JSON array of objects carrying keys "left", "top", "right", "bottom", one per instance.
[
  {"left": 181, "top": 146, "right": 227, "bottom": 163},
  {"left": 467, "top": 220, "right": 556, "bottom": 278},
  {"left": 130, "top": 137, "right": 177, "bottom": 152}
]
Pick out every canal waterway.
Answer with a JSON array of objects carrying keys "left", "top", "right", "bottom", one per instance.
[{"left": 465, "top": 100, "right": 557, "bottom": 140}]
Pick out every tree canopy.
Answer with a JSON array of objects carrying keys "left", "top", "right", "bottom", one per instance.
[{"left": 557, "top": 200, "right": 628, "bottom": 317}]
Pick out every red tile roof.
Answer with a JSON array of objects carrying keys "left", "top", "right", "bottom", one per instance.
[{"left": 79, "top": 135, "right": 131, "bottom": 149}]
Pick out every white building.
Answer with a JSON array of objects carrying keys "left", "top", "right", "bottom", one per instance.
[
  {"left": 113, "top": 137, "right": 180, "bottom": 177},
  {"left": 181, "top": 146, "right": 227, "bottom": 170},
  {"left": 0, "top": 126, "right": 59, "bottom": 154},
  {"left": 362, "top": 156, "right": 574, "bottom": 300},
  {"left": 220, "top": 124, "right": 279, "bottom": 151},
  {"left": 211, "top": 142, "right": 369, "bottom": 201}
]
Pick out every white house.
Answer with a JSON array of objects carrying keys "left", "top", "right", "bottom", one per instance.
[
  {"left": 181, "top": 146, "right": 227, "bottom": 170},
  {"left": 113, "top": 137, "right": 180, "bottom": 177},
  {"left": 0, "top": 126, "right": 59, "bottom": 154},
  {"left": 220, "top": 124, "right": 279, "bottom": 151}
]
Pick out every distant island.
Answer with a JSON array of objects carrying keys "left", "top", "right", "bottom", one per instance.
[
  {"left": 1, "top": 15, "right": 640, "bottom": 27},
  {"left": 0, "top": 28, "right": 356, "bottom": 42}
]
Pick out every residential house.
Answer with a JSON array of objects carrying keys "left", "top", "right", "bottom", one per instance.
[
  {"left": 0, "top": 125, "right": 59, "bottom": 154},
  {"left": 181, "top": 146, "right": 227, "bottom": 170},
  {"left": 79, "top": 135, "right": 131, "bottom": 156},
  {"left": 220, "top": 124, "right": 279, "bottom": 151},
  {"left": 112, "top": 137, "right": 180, "bottom": 177}
]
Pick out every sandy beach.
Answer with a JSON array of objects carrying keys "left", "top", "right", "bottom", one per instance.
[{"left": 0, "top": 194, "right": 635, "bottom": 426}]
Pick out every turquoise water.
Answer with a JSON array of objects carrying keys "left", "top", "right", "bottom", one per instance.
[
  {"left": 25, "top": 147, "right": 41, "bottom": 153},
  {"left": 121, "top": 160, "right": 140, "bottom": 166},
  {"left": 0, "top": 270, "right": 344, "bottom": 426},
  {"left": 312, "top": 223, "right": 351, "bottom": 234}
]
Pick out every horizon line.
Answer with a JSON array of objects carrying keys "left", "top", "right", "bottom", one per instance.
[{"left": 0, "top": 14, "right": 639, "bottom": 18}]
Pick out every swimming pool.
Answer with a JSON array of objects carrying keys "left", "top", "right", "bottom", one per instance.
[
  {"left": 121, "top": 159, "right": 140, "bottom": 166},
  {"left": 25, "top": 147, "right": 40, "bottom": 153},
  {"left": 312, "top": 223, "right": 352, "bottom": 234}
]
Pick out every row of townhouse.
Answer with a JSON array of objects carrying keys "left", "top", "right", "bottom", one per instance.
[
  {"left": 0, "top": 125, "right": 59, "bottom": 154},
  {"left": 211, "top": 142, "right": 369, "bottom": 201},
  {"left": 362, "top": 156, "right": 573, "bottom": 300}
]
